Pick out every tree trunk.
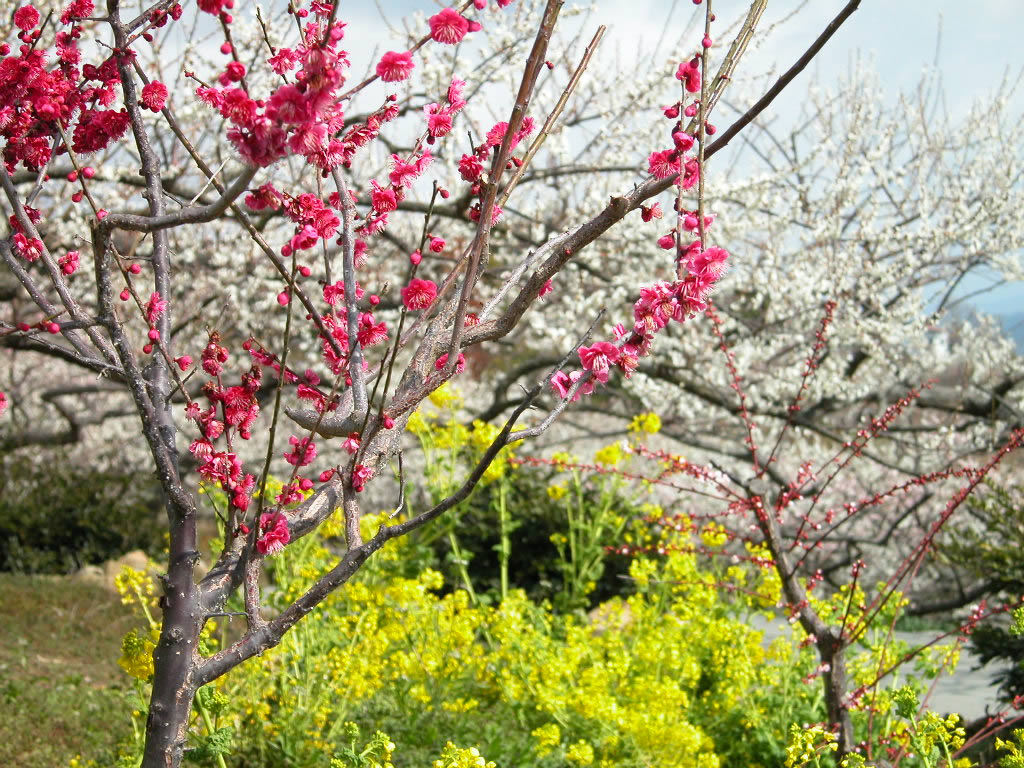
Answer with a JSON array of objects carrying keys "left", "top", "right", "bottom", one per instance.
[
  {"left": 141, "top": 536, "right": 203, "bottom": 768},
  {"left": 818, "top": 628, "right": 855, "bottom": 757}
]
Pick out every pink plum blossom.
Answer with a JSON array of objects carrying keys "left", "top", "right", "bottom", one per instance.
[
  {"left": 429, "top": 8, "right": 470, "bottom": 44},
  {"left": 401, "top": 278, "right": 437, "bottom": 310},
  {"left": 257, "top": 513, "right": 290, "bottom": 555},
  {"left": 376, "top": 51, "right": 415, "bottom": 82}
]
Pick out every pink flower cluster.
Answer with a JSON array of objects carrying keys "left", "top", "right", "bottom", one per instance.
[
  {"left": 376, "top": 50, "right": 414, "bottom": 83},
  {"left": 401, "top": 278, "right": 437, "bottom": 311},
  {"left": 256, "top": 512, "right": 290, "bottom": 555},
  {"left": 458, "top": 115, "right": 535, "bottom": 186},
  {"left": 279, "top": 190, "right": 340, "bottom": 257},
  {"left": 389, "top": 150, "right": 432, "bottom": 188},
  {"left": 676, "top": 57, "right": 701, "bottom": 93},
  {"left": 196, "top": 19, "right": 349, "bottom": 168},
  {"left": 428, "top": 8, "right": 479, "bottom": 45},
  {"left": 183, "top": 340, "right": 281, "bottom": 514},
  {"left": 0, "top": 2, "right": 148, "bottom": 171},
  {"left": 140, "top": 81, "right": 168, "bottom": 112},
  {"left": 59, "top": 250, "right": 80, "bottom": 275},
  {"left": 425, "top": 77, "right": 468, "bottom": 140},
  {"left": 284, "top": 435, "right": 317, "bottom": 467},
  {"left": 201, "top": 332, "right": 229, "bottom": 376},
  {"left": 8, "top": 205, "right": 43, "bottom": 261},
  {"left": 552, "top": 49, "right": 729, "bottom": 402},
  {"left": 316, "top": 310, "right": 389, "bottom": 378},
  {"left": 554, "top": 247, "right": 728, "bottom": 401}
]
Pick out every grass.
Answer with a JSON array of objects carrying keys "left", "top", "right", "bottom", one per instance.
[{"left": 0, "top": 573, "right": 140, "bottom": 768}]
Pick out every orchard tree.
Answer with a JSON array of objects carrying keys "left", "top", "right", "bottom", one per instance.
[
  {"left": 2, "top": 0, "right": 1020, "bottom": 603},
  {"left": 0, "top": 0, "right": 875, "bottom": 764},
  {"left": 464, "top": 41, "right": 1024, "bottom": 607}
]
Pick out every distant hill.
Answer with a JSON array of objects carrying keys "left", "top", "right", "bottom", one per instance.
[{"left": 1000, "top": 312, "right": 1024, "bottom": 352}]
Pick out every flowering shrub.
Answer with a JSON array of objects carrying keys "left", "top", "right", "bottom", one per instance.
[
  {"left": 104, "top": 484, "right": 812, "bottom": 768},
  {"left": 92, "top": 439, "right": 988, "bottom": 768},
  {"left": 941, "top": 482, "right": 1024, "bottom": 706}
]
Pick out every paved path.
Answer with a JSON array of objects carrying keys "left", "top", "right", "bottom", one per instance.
[{"left": 751, "top": 616, "right": 1010, "bottom": 719}]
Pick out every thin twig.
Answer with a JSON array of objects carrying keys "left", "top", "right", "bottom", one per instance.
[{"left": 498, "top": 25, "right": 606, "bottom": 207}]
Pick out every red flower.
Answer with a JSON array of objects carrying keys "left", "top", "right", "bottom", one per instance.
[
  {"left": 60, "top": 0, "right": 94, "bottom": 24},
  {"left": 640, "top": 202, "right": 663, "bottom": 222},
  {"left": 429, "top": 8, "right": 470, "bottom": 44},
  {"left": 435, "top": 352, "right": 466, "bottom": 374},
  {"left": 140, "top": 81, "right": 168, "bottom": 112},
  {"left": 146, "top": 292, "right": 168, "bottom": 325},
  {"left": 551, "top": 370, "right": 594, "bottom": 401},
  {"left": 647, "top": 149, "right": 680, "bottom": 180},
  {"left": 458, "top": 152, "right": 485, "bottom": 182},
  {"left": 14, "top": 5, "right": 40, "bottom": 31},
  {"left": 198, "top": 0, "right": 226, "bottom": 15},
  {"left": 352, "top": 464, "right": 373, "bottom": 492},
  {"left": 59, "top": 251, "right": 80, "bottom": 275},
  {"left": 224, "top": 61, "right": 246, "bottom": 83},
  {"left": 425, "top": 103, "right": 453, "bottom": 138},
  {"left": 256, "top": 513, "right": 290, "bottom": 555},
  {"left": 447, "top": 78, "right": 467, "bottom": 112},
  {"left": 284, "top": 435, "right": 317, "bottom": 467},
  {"left": 13, "top": 233, "right": 43, "bottom": 262},
  {"left": 370, "top": 180, "right": 398, "bottom": 213},
  {"left": 401, "top": 278, "right": 437, "bottom": 310},
  {"left": 357, "top": 313, "right": 388, "bottom": 346},
  {"left": 389, "top": 151, "right": 432, "bottom": 187},
  {"left": 676, "top": 58, "right": 701, "bottom": 93},
  {"left": 688, "top": 246, "right": 729, "bottom": 280},
  {"left": 376, "top": 51, "right": 415, "bottom": 82}
]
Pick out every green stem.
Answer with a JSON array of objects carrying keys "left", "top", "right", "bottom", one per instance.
[
  {"left": 134, "top": 583, "right": 156, "bottom": 630},
  {"left": 498, "top": 480, "right": 510, "bottom": 602},
  {"left": 195, "top": 697, "right": 228, "bottom": 768},
  {"left": 447, "top": 530, "right": 478, "bottom": 605}
]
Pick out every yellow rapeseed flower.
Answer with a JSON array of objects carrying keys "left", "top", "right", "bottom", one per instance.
[
  {"left": 429, "top": 382, "right": 461, "bottom": 409},
  {"left": 118, "top": 628, "right": 155, "bottom": 680},
  {"left": 547, "top": 484, "right": 568, "bottom": 501},
  {"left": 406, "top": 410, "right": 429, "bottom": 435},
  {"left": 628, "top": 412, "right": 662, "bottom": 435},
  {"left": 532, "top": 723, "right": 562, "bottom": 756},
  {"left": 594, "top": 441, "right": 625, "bottom": 466},
  {"left": 566, "top": 740, "right": 595, "bottom": 766}
]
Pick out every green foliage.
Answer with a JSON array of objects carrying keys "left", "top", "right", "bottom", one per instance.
[
  {"left": 404, "top": 387, "right": 649, "bottom": 611},
  {"left": 1011, "top": 607, "right": 1024, "bottom": 638},
  {"left": 330, "top": 722, "right": 397, "bottom": 768},
  {"left": 185, "top": 727, "right": 234, "bottom": 766},
  {"left": 97, "top": 399, "right": 968, "bottom": 768},
  {"left": 941, "top": 481, "right": 1024, "bottom": 704},
  {"left": 882, "top": 686, "right": 967, "bottom": 768},
  {"left": 942, "top": 481, "right": 1024, "bottom": 592},
  {"left": 0, "top": 452, "right": 163, "bottom": 573}
]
